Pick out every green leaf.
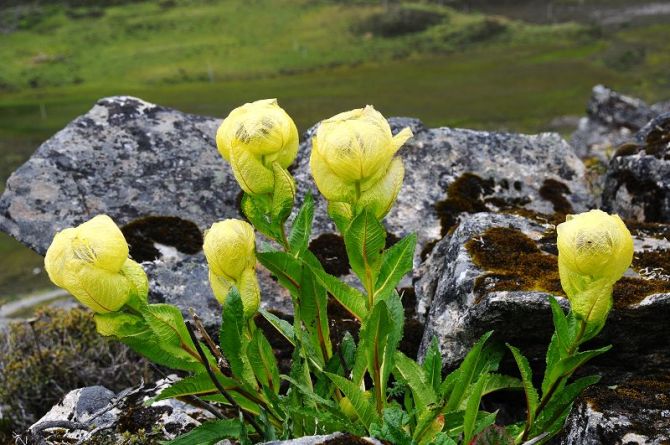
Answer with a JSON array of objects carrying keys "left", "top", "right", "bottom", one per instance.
[
  {"left": 369, "top": 407, "right": 414, "bottom": 445},
  {"left": 471, "top": 412, "right": 500, "bottom": 443},
  {"left": 469, "top": 424, "right": 515, "bottom": 445},
  {"left": 327, "top": 201, "right": 353, "bottom": 235},
  {"left": 162, "top": 419, "right": 242, "bottom": 445},
  {"left": 438, "top": 370, "right": 459, "bottom": 401},
  {"left": 340, "top": 331, "right": 357, "bottom": 372},
  {"left": 548, "top": 296, "right": 570, "bottom": 355},
  {"left": 153, "top": 373, "right": 260, "bottom": 414},
  {"left": 300, "top": 251, "right": 333, "bottom": 364},
  {"left": 413, "top": 405, "right": 447, "bottom": 443},
  {"left": 259, "top": 308, "right": 296, "bottom": 346},
  {"left": 358, "top": 296, "right": 403, "bottom": 409},
  {"left": 154, "top": 373, "right": 218, "bottom": 401},
  {"left": 286, "top": 344, "right": 317, "bottom": 436},
  {"left": 140, "top": 304, "right": 205, "bottom": 371},
  {"left": 325, "top": 372, "right": 380, "bottom": 429},
  {"left": 95, "top": 312, "right": 200, "bottom": 372},
  {"left": 423, "top": 337, "right": 443, "bottom": 394},
  {"left": 544, "top": 332, "right": 561, "bottom": 391},
  {"left": 544, "top": 345, "right": 611, "bottom": 395},
  {"left": 271, "top": 162, "right": 295, "bottom": 224},
  {"left": 285, "top": 403, "right": 362, "bottom": 436},
  {"left": 307, "top": 263, "right": 368, "bottom": 320},
  {"left": 241, "top": 193, "right": 275, "bottom": 240},
  {"left": 281, "top": 375, "right": 336, "bottom": 408},
  {"left": 220, "top": 288, "right": 256, "bottom": 387},
  {"left": 431, "top": 432, "right": 458, "bottom": 445},
  {"left": 463, "top": 374, "right": 489, "bottom": 444},
  {"left": 344, "top": 209, "right": 386, "bottom": 292},
  {"left": 482, "top": 374, "right": 523, "bottom": 395},
  {"left": 394, "top": 351, "right": 437, "bottom": 411},
  {"left": 374, "top": 233, "right": 416, "bottom": 300},
  {"left": 257, "top": 251, "right": 303, "bottom": 296},
  {"left": 507, "top": 344, "right": 539, "bottom": 429},
  {"left": 532, "top": 375, "right": 600, "bottom": 437},
  {"left": 445, "top": 331, "right": 493, "bottom": 411},
  {"left": 288, "top": 193, "right": 314, "bottom": 256},
  {"left": 247, "top": 328, "right": 281, "bottom": 393}
]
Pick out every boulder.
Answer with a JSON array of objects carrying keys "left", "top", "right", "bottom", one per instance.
[
  {"left": 571, "top": 85, "right": 670, "bottom": 161},
  {"left": 416, "top": 212, "right": 670, "bottom": 380},
  {"left": 293, "top": 117, "right": 594, "bottom": 281},
  {"left": 0, "top": 96, "right": 291, "bottom": 329},
  {"left": 26, "top": 378, "right": 214, "bottom": 444},
  {"left": 0, "top": 96, "right": 237, "bottom": 255},
  {"left": 0, "top": 96, "right": 594, "bottom": 330},
  {"left": 602, "top": 112, "right": 670, "bottom": 223},
  {"left": 560, "top": 375, "right": 670, "bottom": 445}
]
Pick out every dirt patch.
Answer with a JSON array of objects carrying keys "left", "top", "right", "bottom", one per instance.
[{"left": 309, "top": 233, "right": 350, "bottom": 276}]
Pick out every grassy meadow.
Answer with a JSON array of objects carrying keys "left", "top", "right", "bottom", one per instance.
[{"left": 1, "top": 0, "right": 670, "bottom": 306}]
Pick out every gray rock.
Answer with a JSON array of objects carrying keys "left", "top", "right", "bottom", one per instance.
[
  {"left": 0, "top": 96, "right": 291, "bottom": 329},
  {"left": 0, "top": 96, "right": 593, "bottom": 330},
  {"left": 0, "top": 96, "right": 237, "bottom": 256},
  {"left": 571, "top": 85, "right": 670, "bottom": 161},
  {"left": 602, "top": 112, "right": 670, "bottom": 222},
  {"left": 417, "top": 211, "right": 670, "bottom": 380},
  {"left": 27, "top": 377, "right": 214, "bottom": 444},
  {"left": 561, "top": 376, "right": 670, "bottom": 445},
  {"left": 144, "top": 253, "right": 292, "bottom": 330},
  {"left": 294, "top": 118, "right": 594, "bottom": 279}
]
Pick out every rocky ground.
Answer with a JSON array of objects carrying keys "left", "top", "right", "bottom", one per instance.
[{"left": 1, "top": 85, "right": 669, "bottom": 444}]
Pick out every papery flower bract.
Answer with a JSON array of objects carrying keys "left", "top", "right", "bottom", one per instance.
[
  {"left": 44, "top": 215, "right": 147, "bottom": 313},
  {"left": 556, "top": 209, "right": 633, "bottom": 329},
  {"left": 203, "top": 219, "right": 260, "bottom": 318},
  {"left": 216, "top": 99, "right": 299, "bottom": 195},
  {"left": 310, "top": 105, "right": 412, "bottom": 218}
]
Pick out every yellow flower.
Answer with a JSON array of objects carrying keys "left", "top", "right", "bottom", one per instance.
[
  {"left": 310, "top": 105, "right": 412, "bottom": 218},
  {"left": 216, "top": 99, "right": 299, "bottom": 195},
  {"left": 44, "top": 215, "right": 147, "bottom": 313},
  {"left": 203, "top": 219, "right": 260, "bottom": 318},
  {"left": 556, "top": 210, "right": 633, "bottom": 328}
]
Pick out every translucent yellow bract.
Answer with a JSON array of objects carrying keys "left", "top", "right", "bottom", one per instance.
[
  {"left": 310, "top": 105, "right": 413, "bottom": 218},
  {"left": 215, "top": 98, "right": 299, "bottom": 195},
  {"left": 203, "top": 219, "right": 260, "bottom": 318},
  {"left": 556, "top": 209, "right": 633, "bottom": 323},
  {"left": 44, "top": 215, "right": 146, "bottom": 313}
]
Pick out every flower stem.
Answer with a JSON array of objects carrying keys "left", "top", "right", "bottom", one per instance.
[
  {"left": 520, "top": 318, "right": 587, "bottom": 442},
  {"left": 185, "top": 321, "right": 264, "bottom": 435}
]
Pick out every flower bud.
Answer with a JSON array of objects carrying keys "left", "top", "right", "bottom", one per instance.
[
  {"left": 44, "top": 215, "right": 147, "bottom": 313},
  {"left": 216, "top": 99, "right": 299, "bottom": 195},
  {"left": 203, "top": 219, "right": 260, "bottom": 318},
  {"left": 556, "top": 210, "right": 633, "bottom": 329},
  {"left": 310, "top": 105, "right": 412, "bottom": 218}
]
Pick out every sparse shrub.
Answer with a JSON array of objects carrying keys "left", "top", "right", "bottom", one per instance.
[
  {"left": 447, "top": 17, "right": 507, "bottom": 47},
  {"left": 354, "top": 5, "right": 447, "bottom": 37},
  {"left": 602, "top": 42, "right": 646, "bottom": 71},
  {"left": 0, "top": 307, "right": 154, "bottom": 435}
]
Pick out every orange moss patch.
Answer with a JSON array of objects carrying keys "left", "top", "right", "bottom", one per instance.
[
  {"left": 467, "top": 226, "right": 670, "bottom": 308},
  {"left": 466, "top": 227, "right": 564, "bottom": 300},
  {"left": 587, "top": 374, "right": 670, "bottom": 413},
  {"left": 612, "top": 277, "right": 670, "bottom": 309}
]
